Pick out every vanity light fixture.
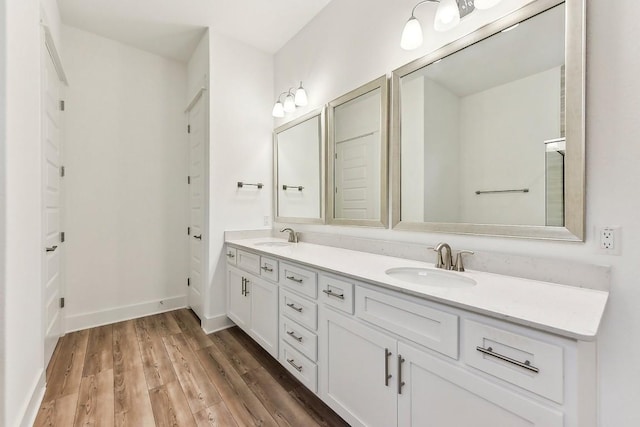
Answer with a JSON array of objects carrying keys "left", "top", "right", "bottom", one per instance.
[
  {"left": 401, "top": 0, "right": 502, "bottom": 50},
  {"left": 272, "top": 82, "right": 309, "bottom": 117}
]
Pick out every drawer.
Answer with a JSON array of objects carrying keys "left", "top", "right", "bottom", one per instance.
[
  {"left": 236, "top": 250, "right": 260, "bottom": 275},
  {"left": 281, "top": 317, "right": 317, "bottom": 361},
  {"left": 280, "top": 289, "right": 318, "bottom": 331},
  {"left": 225, "top": 247, "right": 237, "bottom": 265},
  {"left": 259, "top": 256, "right": 279, "bottom": 282},
  {"left": 281, "top": 342, "right": 317, "bottom": 392},
  {"left": 319, "top": 274, "right": 354, "bottom": 314},
  {"left": 280, "top": 262, "right": 317, "bottom": 299},
  {"left": 355, "top": 286, "right": 458, "bottom": 359},
  {"left": 462, "top": 319, "right": 564, "bottom": 404}
]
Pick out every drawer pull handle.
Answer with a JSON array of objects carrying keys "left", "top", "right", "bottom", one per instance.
[
  {"left": 476, "top": 346, "right": 540, "bottom": 374},
  {"left": 261, "top": 265, "right": 274, "bottom": 272},
  {"left": 226, "top": 253, "right": 235, "bottom": 258},
  {"left": 286, "top": 303, "right": 303, "bottom": 313},
  {"left": 287, "top": 358, "right": 303, "bottom": 372},
  {"left": 286, "top": 275, "right": 304, "bottom": 283},
  {"left": 398, "top": 355, "right": 405, "bottom": 394},
  {"left": 322, "top": 289, "right": 345, "bottom": 300},
  {"left": 384, "top": 348, "right": 392, "bottom": 386},
  {"left": 286, "top": 330, "right": 303, "bottom": 342}
]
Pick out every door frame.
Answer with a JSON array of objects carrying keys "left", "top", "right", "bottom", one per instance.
[{"left": 185, "top": 79, "right": 210, "bottom": 321}]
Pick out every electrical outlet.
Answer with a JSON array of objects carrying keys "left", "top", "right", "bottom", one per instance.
[
  {"left": 598, "top": 226, "right": 621, "bottom": 255},
  {"left": 263, "top": 215, "right": 270, "bottom": 226}
]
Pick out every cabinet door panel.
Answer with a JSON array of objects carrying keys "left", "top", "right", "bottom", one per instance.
[
  {"left": 248, "top": 276, "right": 279, "bottom": 358},
  {"left": 397, "top": 342, "right": 563, "bottom": 427},
  {"left": 227, "top": 267, "right": 251, "bottom": 330},
  {"left": 321, "top": 309, "right": 397, "bottom": 427}
]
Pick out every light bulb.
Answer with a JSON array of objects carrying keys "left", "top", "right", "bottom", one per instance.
[
  {"left": 283, "top": 94, "right": 296, "bottom": 113},
  {"left": 474, "top": 0, "right": 502, "bottom": 10},
  {"left": 272, "top": 101, "right": 285, "bottom": 118},
  {"left": 400, "top": 17, "right": 423, "bottom": 50},
  {"left": 295, "top": 83, "right": 308, "bottom": 106},
  {"left": 434, "top": 0, "right": 460, "bottom": 32}
]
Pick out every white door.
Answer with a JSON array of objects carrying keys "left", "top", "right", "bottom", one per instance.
[
  {"left": 248, "top": 276, "right": 278, "bottom": 357},
  {"left": 320, "top": 309, "right": 397, "bottom": 427},
  {"left": 42, "top": 38, "right": 64, "bottom": 366},
  {"left": 226, "top": 267, "right": 251, "bottom": 330},
  {"left": 397, "top": 342, "right": 563, "bottom": 427},
  {"left": 334, "top": 133, "right": 379, "bottom": 220},
  {"left": 188, "top": 93, "right": 205, "bottom": 319}
]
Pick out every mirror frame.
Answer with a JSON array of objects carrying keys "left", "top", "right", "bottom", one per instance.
[
  {"left": 273, "top": 107, "right": 327, "bottom": 224},
  {"left": 327, "top": 75, "right": 390, "bottom": 228},
  {"left": 390, "top": 0, "right": 585, "bottom": 241}
]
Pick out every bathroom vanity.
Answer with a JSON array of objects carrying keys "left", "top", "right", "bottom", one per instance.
[{"left": 225, "top": 237, "right": 607, "bottom": 427}]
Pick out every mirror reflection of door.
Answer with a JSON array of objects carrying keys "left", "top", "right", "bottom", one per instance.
[{"left": 333, "top": 88, "right": 381, "bottom": 221}]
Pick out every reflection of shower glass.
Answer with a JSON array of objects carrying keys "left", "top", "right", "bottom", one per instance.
[{"left": 545, "top": 138, "right": 565, "bottom": 226}]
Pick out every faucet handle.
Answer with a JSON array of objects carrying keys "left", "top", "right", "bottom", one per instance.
[
  {"left": 452, "top": 250, "right": 474, "bottom": 272},
  {"left": 428, "top": 247, "right": 445, "bottom": 269}
]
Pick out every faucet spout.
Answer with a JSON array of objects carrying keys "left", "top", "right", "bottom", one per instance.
[
  {"left": 434, "top": 242, "right": 453, "bottom": 270},
  {"left": 280, "top": 227, "right": 299, "bottom": 243}
]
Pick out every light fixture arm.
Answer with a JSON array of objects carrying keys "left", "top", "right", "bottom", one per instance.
[{"left": 410, "top": 0, "right": 440, "bottom": 18}]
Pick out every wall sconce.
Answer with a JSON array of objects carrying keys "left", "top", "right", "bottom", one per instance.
[
  {"left": 272, "top": 82, "right": 308, "bottom": 117},
  {"left": 400, "top": 0, "right": 502, "bottom": 50}
]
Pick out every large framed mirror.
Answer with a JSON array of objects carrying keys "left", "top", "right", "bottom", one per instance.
[
  {"left": 274, "top": 107, "right": 326, "bottom": 224},
  {"left": 391, "top": 0, "right": 584, "bottom": 241},
  {"left": 327, "top": 76, "right": 389, "bottom": 228}
]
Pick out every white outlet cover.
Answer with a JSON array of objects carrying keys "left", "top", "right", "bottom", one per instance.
[{"left": 596, "top": 226, "right": 621, "bottom": 255}]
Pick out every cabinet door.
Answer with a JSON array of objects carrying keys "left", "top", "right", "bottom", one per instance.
[
  {"left": 227, "top": 267, "right": 251, "bottom": 331},
  {"left": 247, "top": 276, "right": 279, "bottom": 358},
  {"left": 397, "top": 342, "right": 563, "bottom": 427},
  {"left": 320, "top": 309, "right": 397, "bottom": 427}
]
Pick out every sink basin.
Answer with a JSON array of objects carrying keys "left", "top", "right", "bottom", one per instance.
[
  {"left": 385, "top": 267, "right": 476, "bottom": 288},
  {"left": 254, "top": 241, "right": 293, "bottom": 247}
]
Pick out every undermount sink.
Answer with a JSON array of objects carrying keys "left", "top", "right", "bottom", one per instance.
[
  {"left": 385, "top": 267, "right": 476, "bottom": 288},
  {"left": 254, "top": 241, "right": 293, "bottom": 247}
]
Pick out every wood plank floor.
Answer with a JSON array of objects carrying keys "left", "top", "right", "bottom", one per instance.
[{"left": 35, "top": 309, "right": 349, "bottom": 427}]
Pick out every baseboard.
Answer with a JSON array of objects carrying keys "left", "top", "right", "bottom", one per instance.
[
  {"left": 19, "top": 369, "right": 45, "bottom": 427},
  {"left": 65, "top": 295, "right": 187, "bottom": 332},
  {"left": 202, "top": 313, "right": 235, "bottom": 334}
]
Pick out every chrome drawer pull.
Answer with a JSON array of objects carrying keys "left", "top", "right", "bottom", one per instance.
[
  {"left": 226, "top": 253, "right": 235, "bottom": 258},
  {"left": 261, "top": 265, "right": 273, "bottom": 272},
  {"left": 286, "top": 275, "right": 303, "bottom": 283},
  {"left": 287, "top": 358, "right": 303, "bottom": 372},
  {"left": 398, "top": 355, "right": 406, "bottom": 394},
  {"left": 384, "top": 348, "right": 392, "bottom": 386},
  {"left": 476, "top": 346, "right": 540, "bottom": 373},
  {"left": 286, "top": 330, "right": 303, "bottom": 342},
  {"left": 322, "top": 289, "right": 345, "bottom": 300},
  {"left": 286, "top": 303, "right": 303, "bottom": 312}
]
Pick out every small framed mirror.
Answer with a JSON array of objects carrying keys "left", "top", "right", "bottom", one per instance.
[
  {"left": 327, "top": 76, "right": 389, "bottom": 228},
  {"left": 391, "top": 0, "right": 584, "bottom": 240},
  {"left": 274, "top": 107, "right": 326, "bottom": 224}
]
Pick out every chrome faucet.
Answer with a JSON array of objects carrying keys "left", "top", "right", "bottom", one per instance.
[
  {"left": 280, "top": 227, "right": 299, "bottom": 243},
  {"left": 431, "top": 243, "right": 474, "bottom": 272}
]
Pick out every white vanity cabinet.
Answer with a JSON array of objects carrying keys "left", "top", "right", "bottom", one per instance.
[{"left": 227, "top": 263, "right": 279, "bottom": 358}]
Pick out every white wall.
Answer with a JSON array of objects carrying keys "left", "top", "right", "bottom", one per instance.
[
  {"left": 206, "top": 32, "right": 273, "bottom": 328},
  {"left": 459, "top": 67, "right": 560, "bottom": 225},
  {"left": 3, "top": 0, "right": 47, "bottom": 425},
  {"left": 400, "top": 75, "right": 425, "bottom": 221},
  {"left": 61, "top": 26, "right": 189, "bottom": 331},
  {"left": 274, "top": 0, "right": 640, "bottom": 424}
]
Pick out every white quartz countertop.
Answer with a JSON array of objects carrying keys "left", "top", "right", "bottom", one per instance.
[{"left": 225, "top": 237, "right": 609, "bottom": 341}]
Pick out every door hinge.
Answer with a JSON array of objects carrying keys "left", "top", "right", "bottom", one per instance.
[
  {"left": 187, "top": 227, "right": 191, "bottom": 235},
  {"left": 187, "top": 176, "right": 191, "bottom": 184},
  {"left": 60, "top": 231, "right": 65, "bottom": 243},
  {"left": 60, "top": 297, "right": 65, "bottom": 308},
  {"left": 187, "top": 278, "right": 190, "bottom": 287},
  {"left": 59, "top": 100, "right": 65, "bottom": 111},
  {"left": 60, "top": 166, "right": 65, "bottom": 177},
  {"left": 187, "top": 124, "right": 191, "bottom": 134}
]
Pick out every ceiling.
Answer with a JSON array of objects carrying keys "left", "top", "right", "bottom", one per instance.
[{"left": 57, "top": 0, "right": 333, "bottom": 62}]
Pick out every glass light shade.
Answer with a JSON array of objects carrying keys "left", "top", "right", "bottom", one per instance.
[
  {"left": 434, "top": 0, "right": 460, "bottom": 32},
  {"left": 295, "top": 86, "right": 308, "bottom": 106},
  {"left": 474, "top": 0, "right": 502, "bottom": 10},
  {"left": 272, "top": 101, "right": 285, "bottom": 118},
  {"left": 400, "top": 17, "right": 423, "bottom": 50},
  {"left": 283, "top": 94, "right": 296, "bottom": 113}
]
